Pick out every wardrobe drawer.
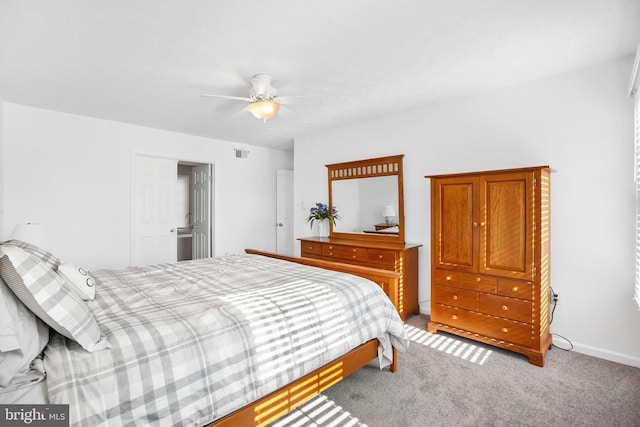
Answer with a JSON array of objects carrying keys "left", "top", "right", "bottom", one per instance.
[
  {"left": 432, "top": 305, "right": 533, "bottom": 348},
  {"left": 471, "top": 314, "right": 534, "bottom": 348},
  {"left": 367, "top": 249, "right": 397, "bottom": 267},
  {"left": 433, "top": 285, "right": 477, "bottom": 311},
  {"left": 460, "top": 273, "right": 497, "bottom": 293},
  {"left": 433, "top": 269, "right": 461, "bottom": 287},
  {"left": 431, "top": 304, "right": 478, "bottom": 332},
  {"left": 497, "top": 278, "right": 534, "bottom": 301},
  {"left": 478, "top": 294, "right": 532, "bottom": 323},
  {"left": 322, "top": 244, "right": 368, "bottom": 262},
  {"left": 300, "top": 241, "right": 322, "bottom": 256}
]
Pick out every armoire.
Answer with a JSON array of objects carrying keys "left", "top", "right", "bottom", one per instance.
[{"left": 426, "top": 166, "right": 551, "bottom": 366}]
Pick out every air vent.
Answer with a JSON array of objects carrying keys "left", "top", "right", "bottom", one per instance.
[{"left": 235, "top": 149, "right": 249, "bottom": 159}]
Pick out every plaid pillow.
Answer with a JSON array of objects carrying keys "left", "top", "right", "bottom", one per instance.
[
  {"left": 0, "top": 246, "right": 110, "bottom": 352},
  {"left": 1, "top": 240, "right": 60, "bottom": 271}
]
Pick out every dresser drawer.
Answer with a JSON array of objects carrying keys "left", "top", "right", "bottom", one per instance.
[
  {"left": 478, "top": 293, "right": 532, "bottom": 323},
  {"left": 322, "top": 244, "right": 368, "bottom": 262},
  {"left": 497, "top": 278, "right": 534, "bottom": 301},
  {"left": 367, "top": 249, "right": 397, "bottom": 267},
  {"left": 432, "top": 305, "right": 533, "bottom": 347},
  {"left": 300, "top": 241, "right": 322, "bottom": 257},
  {"left": 460, "top": 273, "right": 497, "bottom": 293},
  {"left": 433, "top": 269, "right": 461, "bottom": 287},
  {"left": 433, "top": 285, "right": 477, "bottom": 311}
]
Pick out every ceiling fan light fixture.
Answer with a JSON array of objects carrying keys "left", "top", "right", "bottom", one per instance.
[{"left": 247, "top": 101, "right": 280, "bottom": 120}]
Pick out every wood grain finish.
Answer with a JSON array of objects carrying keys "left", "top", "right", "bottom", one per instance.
[
  {"left": 426, "top": 166, "right": 551, "bottom": 366},
  {"left": 299, "top": 237, "right": 421, "bottom": 320}
]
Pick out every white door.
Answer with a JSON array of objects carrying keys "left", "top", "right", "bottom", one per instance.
[
  {"left": 192, "top": 164, "right": 212, "bottom": 259},
  {"left": 133, "top": 156, "right": 177, "bottom": 266},
  {"left": 276, "top": 169, "right": 294, "bottom": 255}
]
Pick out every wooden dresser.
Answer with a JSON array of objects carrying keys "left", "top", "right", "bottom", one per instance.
[
  {"left": 299, "top": 237, "right": 421, "bottom": 320},
  {"left": 426, "top": 166, "right": 551, "bottom": 366}
]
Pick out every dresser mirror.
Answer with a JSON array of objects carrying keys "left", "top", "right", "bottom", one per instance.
[{"left": 327, "top": 154, "right": 405, "bottom": 243}]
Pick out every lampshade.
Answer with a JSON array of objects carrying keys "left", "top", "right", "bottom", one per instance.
[
  {"left": 11, "top": 222, "right": 48, "bottom": 249},
  {"left": 246, "top": 101, "right": 280, "bottom": 120},
  {"left": 382, "top": 205, "right": 397, "bottom": 217}
]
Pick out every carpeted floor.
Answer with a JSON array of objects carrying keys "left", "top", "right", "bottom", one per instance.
[{"left": 271, "top": 314, "right": 640, "bottom": 427}]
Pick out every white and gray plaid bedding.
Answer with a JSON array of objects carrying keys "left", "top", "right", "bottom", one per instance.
[{"left": 44, "top": 254, "right": 408, "bottom": 426}]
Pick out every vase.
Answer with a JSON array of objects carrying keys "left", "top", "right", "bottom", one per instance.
[{"left": 317, "top": 220, "right": 329, "bottom": 238}]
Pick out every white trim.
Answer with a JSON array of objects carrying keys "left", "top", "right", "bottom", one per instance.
[
  {"left": 629, "top": 44, "right": 640, "bottom": 97},
  {"left": 570, "top": 341, "right": 640, "bottom": 368}
]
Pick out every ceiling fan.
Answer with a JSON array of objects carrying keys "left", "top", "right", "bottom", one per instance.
[{"left": 201, "top": 74, "right": 321, "bottom": 122}]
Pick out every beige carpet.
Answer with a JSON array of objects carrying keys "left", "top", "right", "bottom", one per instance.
[{"left": 272, "top": 314, "right": 640, "bottom": 427}]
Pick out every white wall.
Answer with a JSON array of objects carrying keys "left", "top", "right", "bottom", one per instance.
[
  {"left": 2, "top": 103, "right": 293, "bottom": 268},
  {"left": 294, "top": 56, "right": 640, "bottom": 367}
]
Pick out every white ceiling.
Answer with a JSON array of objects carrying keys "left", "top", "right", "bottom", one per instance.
[{"left": 1, "top": 1, "right": 639, "bottom": 151}]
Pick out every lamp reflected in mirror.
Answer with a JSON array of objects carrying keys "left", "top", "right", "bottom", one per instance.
[{"left": 383, "top": 205, "right": 397, "bottom": 225}]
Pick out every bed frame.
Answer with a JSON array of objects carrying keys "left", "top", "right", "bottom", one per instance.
[{"left": 207, "top": 249, "right": 402, "bottom": 427}]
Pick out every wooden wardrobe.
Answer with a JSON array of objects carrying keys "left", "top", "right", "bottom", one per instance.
[{"left": 426, "top": 166, "right": 551, "bottom": 366}]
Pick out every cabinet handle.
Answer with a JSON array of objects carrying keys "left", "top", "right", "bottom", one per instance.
[
  {"left": 501, "top": 327, "right": 508, "bottom": 333},
  {"left": 452, "top": 295, "right": 458, "bottom": 301},
  {"left": 501, "top": 305, "right": 508, "bottom": 311},
  {"left": 512, "top": 286, "right": 518, "bottom": 293},
  {"left": 451, "top": 315, "right": 458, "bottom": 320},
  {"left": 475, "top": 277, "right": 481, "bottom": 282}
]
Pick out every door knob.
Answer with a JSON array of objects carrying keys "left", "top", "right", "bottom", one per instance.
[
  {"left": 170, "top": 228, "right": 176, "bottom": 233},
  {"left": 277, "top": 223, "right": 284, "bottom": 227}
]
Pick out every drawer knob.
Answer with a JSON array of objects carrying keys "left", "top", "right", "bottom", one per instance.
[
  {"left": 352, "top": 255, "right": 356, "bottom": 259},
  {"left": 308, "top": 246, "right": 313, "bottom": 250},
  {"left": 452, "top": 295, "right": 458, "bottom": 300},
  {"left": 378, "top": 255, "right": 383, "bottom": 259},
  {"left": 329, "top": 252, "right": 334, "bottom": 256},
  {"left": 501, "top": 327, "right": 508, "bottom": 333},
  {"left": 451, "top": 315, "right": 458, "bottom": 320},
  {"left": 501, "top": 305, "right": 508, "bottom": 311},
  {"left": 329, "top": 246, "right": 334, "bottom": 250},
  {"left": 352, "top": 248, "right": 356, "bottom": 252},
  {"left": 512, "top": 286, "right": 518, "bottom": 293},
  {"left": 446, "top": 276, "right": 452, "bottom": 281},
  {"left": 475, "top": 277, "right": 481, "bottom": 282}
]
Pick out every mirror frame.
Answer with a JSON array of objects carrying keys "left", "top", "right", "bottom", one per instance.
[{"left": 327, "top": 154, "right": 405, "bottom": 244}]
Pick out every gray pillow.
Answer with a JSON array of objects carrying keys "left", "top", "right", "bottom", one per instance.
[{"left": 0, "top": 246, "right": 110, "bottom": 352}]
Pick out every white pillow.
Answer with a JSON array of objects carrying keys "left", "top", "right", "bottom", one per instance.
[{"left": 57, "top": 262, "right": 95, "bottom": 301}]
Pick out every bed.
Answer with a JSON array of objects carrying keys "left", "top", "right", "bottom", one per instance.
[{"left": 0, "top": 241, "right": 408, "bottom": 426}]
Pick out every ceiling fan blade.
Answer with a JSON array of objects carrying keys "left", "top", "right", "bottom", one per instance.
[
  {"left": 275, "top": 95, "right": 323, "bottom": 106},
  {"left": 230, "top": 106, "right": 249, "bottom": 120},
  {"left": 200, "top": 94, "right": 252, "bottom": 102}
]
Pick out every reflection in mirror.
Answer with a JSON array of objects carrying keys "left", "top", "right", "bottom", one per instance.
[{"left": 332, "top": 176, "right": 399, "bottom": 234}]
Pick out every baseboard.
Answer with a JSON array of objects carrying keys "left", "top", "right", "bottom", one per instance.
[{"left": 568, "top": 341, "right": 640, "bottom": 368}]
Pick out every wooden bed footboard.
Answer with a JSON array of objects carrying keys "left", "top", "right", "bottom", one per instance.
[{"left": 245, "top": 248, "right": 402, "bottom": 317}]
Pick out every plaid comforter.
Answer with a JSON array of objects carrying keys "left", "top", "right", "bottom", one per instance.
[{"left": 44, "top": 254, "right": 408, "bottom": 426}]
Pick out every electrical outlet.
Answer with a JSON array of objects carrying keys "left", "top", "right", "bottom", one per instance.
[{"left": 551, "top": 290, "right": 561, "bottom": 306}]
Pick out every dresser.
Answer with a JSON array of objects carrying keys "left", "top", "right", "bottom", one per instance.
[
  {"left": 299, "top": 237, "right": 421, "bottom": 320},
  {"left": 426, "top": 166, "right": 551, "bottom": 366}
]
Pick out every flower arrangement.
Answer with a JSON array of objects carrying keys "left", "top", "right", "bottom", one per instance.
[{"left": 306, "top": 202, "right": 340, "bottom": 228}]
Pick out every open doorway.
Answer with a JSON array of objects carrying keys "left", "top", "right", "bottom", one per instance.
[{"left": 177, "top": 162, "right": 214, "bottom": 261}]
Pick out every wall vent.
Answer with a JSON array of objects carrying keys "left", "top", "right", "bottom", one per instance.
[{"left": 235, "top": 149, "right": 249, "bottom": 159}]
